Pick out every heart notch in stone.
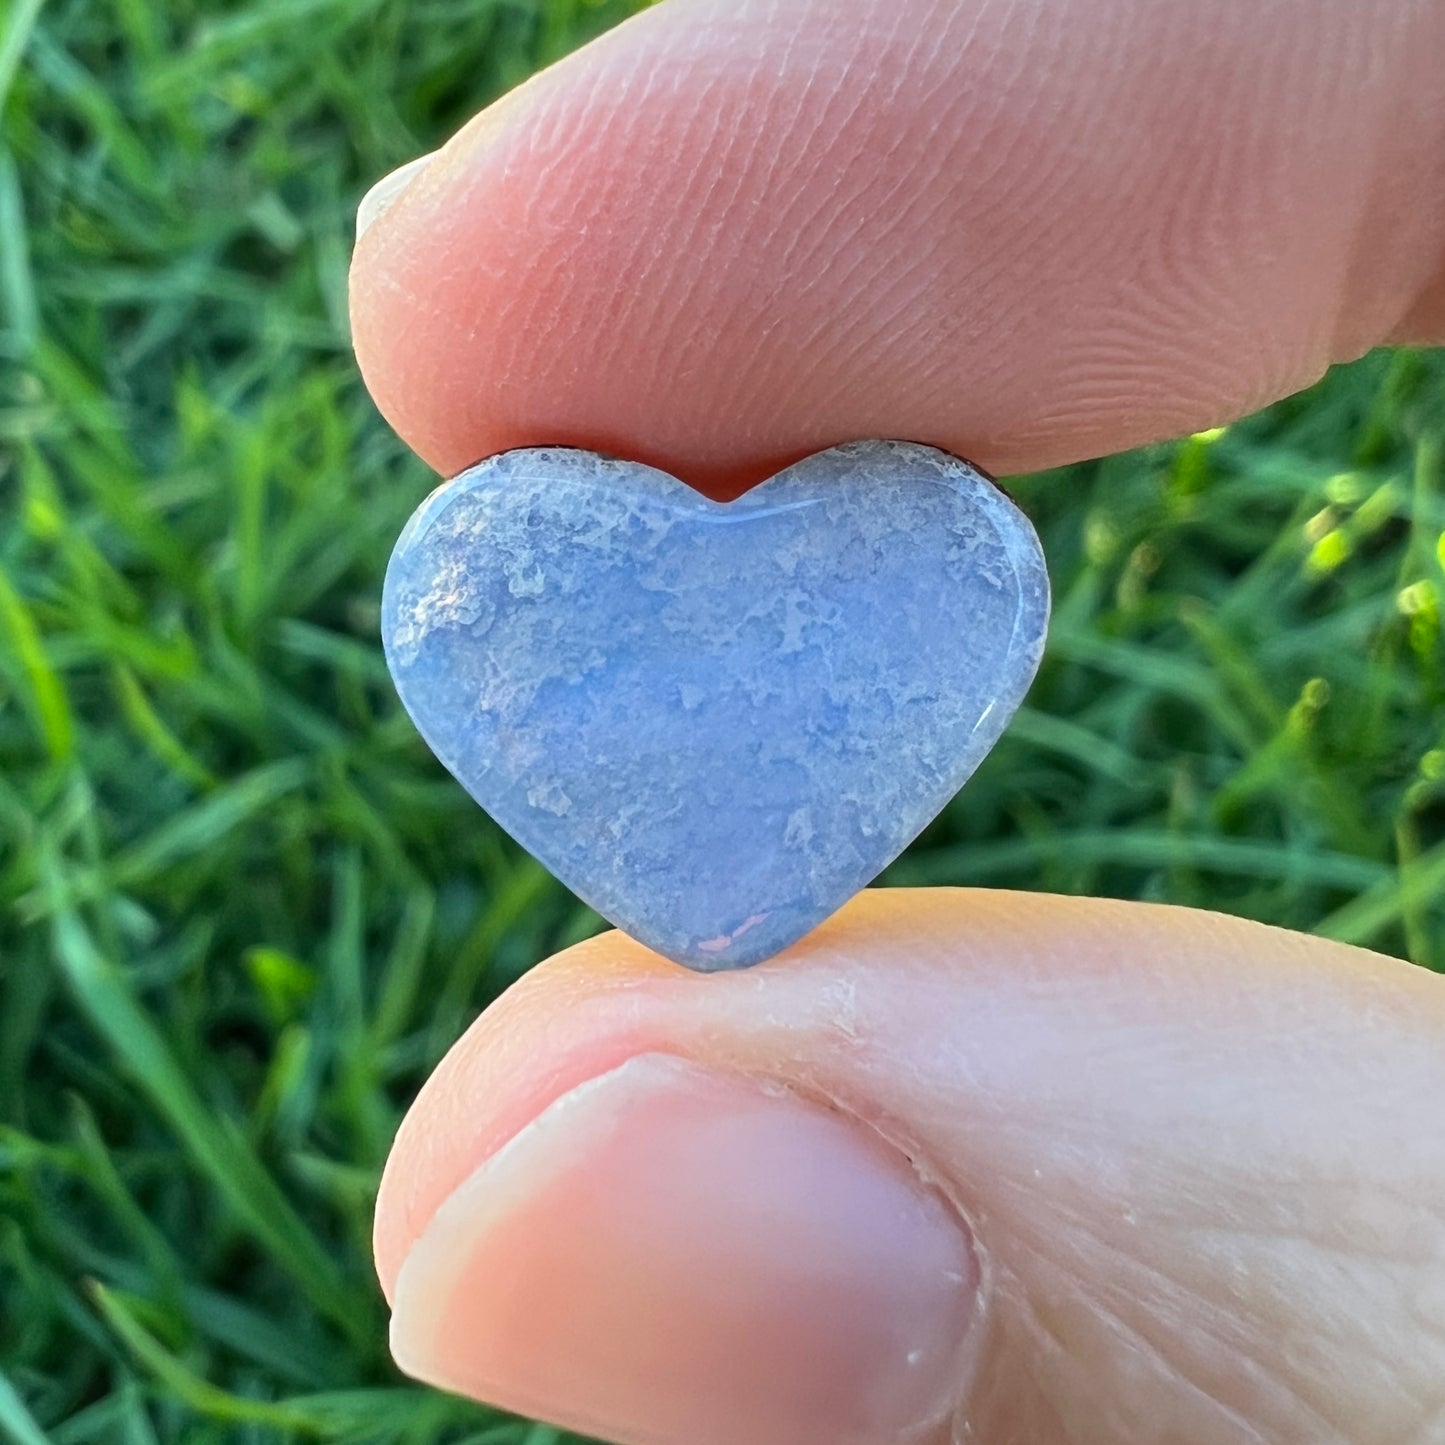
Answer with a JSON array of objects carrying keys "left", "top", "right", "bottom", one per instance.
[{"left": 382, "top": 441, "right": 1049, "bottom": 971}]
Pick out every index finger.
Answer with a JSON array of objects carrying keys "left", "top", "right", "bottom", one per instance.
[{"left": 350, "top": 0, "right": 1445, "bottom": 498}]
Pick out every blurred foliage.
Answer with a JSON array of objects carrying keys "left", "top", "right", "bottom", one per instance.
[{"left": 0, "top": 0, "right": 1442, "bottom": 1441}]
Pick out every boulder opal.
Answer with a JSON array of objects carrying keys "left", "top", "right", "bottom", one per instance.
[{"left": 382, "top": 441, "right": 1049, "bottom": 970}]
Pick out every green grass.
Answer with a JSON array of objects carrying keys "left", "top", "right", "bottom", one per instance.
[{"left": 1, "top": 0, "right": 1442, "bottom": 1441}]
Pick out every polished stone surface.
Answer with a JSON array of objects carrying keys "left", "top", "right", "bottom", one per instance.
[{"left": 382, "top": 442, "right": 1050, "bottom": 970}]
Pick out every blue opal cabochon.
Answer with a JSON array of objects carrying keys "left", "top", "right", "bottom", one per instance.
[{"left": 382, "top": 441, "right": 1049, "bottom": 970}]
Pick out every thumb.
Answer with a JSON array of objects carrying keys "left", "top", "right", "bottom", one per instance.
[{"left": 376, "top": 891, "right": 1445, "bottom": 1445}]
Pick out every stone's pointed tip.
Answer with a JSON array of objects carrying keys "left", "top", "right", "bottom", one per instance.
[{"left": 382, "top": 442, "right": 1050, "bottom": 973}]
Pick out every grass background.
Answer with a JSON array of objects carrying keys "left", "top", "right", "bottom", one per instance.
[{"left": 1, "top": 0, "right": 1443, "bottom": 1441}]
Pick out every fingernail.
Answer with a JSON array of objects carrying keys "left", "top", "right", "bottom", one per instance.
[
  {"left": 390, "top": 1054, "right": 980, "bottom": 1445},
  {"left": 356, "top": 152, "right": 436, "bottom": 240}
]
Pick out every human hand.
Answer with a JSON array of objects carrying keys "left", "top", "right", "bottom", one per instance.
[{"left": 349, "top": 2, "right": 1445, "bottom": 1442}]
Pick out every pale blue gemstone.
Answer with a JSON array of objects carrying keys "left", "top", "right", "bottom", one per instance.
[{"left": 382, "top": 441, "right": 1049, "bottom": 970}]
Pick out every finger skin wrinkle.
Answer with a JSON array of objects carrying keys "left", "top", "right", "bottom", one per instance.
[
  {"left": 1004, "top": 1273, "right": 1292, "bottom": 1445},
  {"left": 987, "top": 1180, "right": 1425, "bottom": 1443},
  {"left": 929, "top": 1074, "right": 1444, "bottom": 1435},
  {"left": 740, "top": 5, "right": 1119, "bottom": 453}
]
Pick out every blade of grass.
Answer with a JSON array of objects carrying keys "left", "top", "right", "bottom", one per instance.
[
  {"left": 0, "top": 149, "right": 38, "bottom": 356},
  {"left": 0, "top": 1370, "right": 54, "bottom": 1445},
  {"left": 90, "top": 1283, "right": 332, "bottom": 1435},
  {"left": 0, "top": 0, "right": 45, "bottom": 112},
  {"left": 887, "top": 828, "right": 1389, "bottom": 892},
  {"left": 0, "top": 559, "right": 73, "bottom": 762},
  {"left": 1316, "top": 838, "right": 1445, "bottom": 957},
  {"left": 42, "top": 860, "right": 362, "bottom": 1342}
]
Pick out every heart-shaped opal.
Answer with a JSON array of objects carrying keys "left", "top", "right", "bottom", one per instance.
[{"left": 382, "top": 441, "right": 1049, "bottom": 970}]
